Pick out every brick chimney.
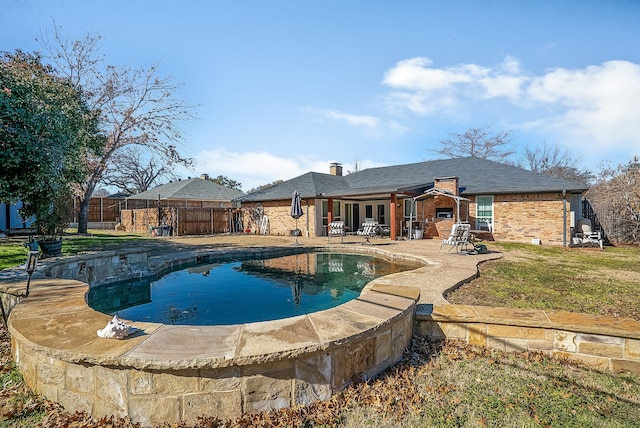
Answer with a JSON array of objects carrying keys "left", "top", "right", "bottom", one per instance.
[
  {"left": 434, "top": 177, "right": 459, "bottom": 195},
  {"left": 329, "top": 162, "right": 343, "bottom": 176}
]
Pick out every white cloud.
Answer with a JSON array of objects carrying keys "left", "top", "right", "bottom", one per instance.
[
  {"left": 305, "top": 107, "right": 408, "bottom": 138},
  {"left": 186, "top": 149, "right": 308, "bottom": 191},
  {"left": 382, "top": 56, "right": 527, "bottom": 114},
  {"left": 382, "top": 57, "right": 479, "bottom": 91},
  {"left": 322, "top": 110, "right": 380, "bottom": 128},
  {"left": 178, "top": 148, "right": 389, "bottom": 192},
  {"left": 381, "top": 56, "right": 640, "bottom": 162},
  {"left": 522, "top": 60, "right": 640, "bottom": 157}
]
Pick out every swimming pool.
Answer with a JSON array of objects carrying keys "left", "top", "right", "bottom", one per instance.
[
  {"left": 87, "top": 252, "right": 418, "bottom": 325},
  {"left": 9, "top": 244, "right": 426, "bottom": 425}
]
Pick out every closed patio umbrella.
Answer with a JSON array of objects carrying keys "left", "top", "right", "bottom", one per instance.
[{"left": 290, "top": 190, "right": 304, "bottom": 245}]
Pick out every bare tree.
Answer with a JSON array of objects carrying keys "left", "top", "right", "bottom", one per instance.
[
  {"left": 435, "top": 126, "right": 514, "bottom": 162},
  {"left": 523, "top": 143, "right": 593, "bottom": 185},
  {"left": 586, "top": 157, "right": 640, "bottom": 244},
  {"left": 102, "top": 148, "right": 177, "bottom": 195},
  {"left": 39, "top": 26, "right": 194, "bottom": 233},
  {"left": 346, "top": 157, "right": 361, "bottom": 175}
]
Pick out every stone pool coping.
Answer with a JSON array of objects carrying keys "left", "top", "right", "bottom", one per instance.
[
  {"left": 8, "top": 280, "right": 418, "bottom": 371},
  {"left": 7, "top": 246, "right": 422, "bottom": 371}
]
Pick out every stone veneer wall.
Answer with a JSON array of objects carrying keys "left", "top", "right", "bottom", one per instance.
[
  {"left": 38, "top": 249, "right": 149, "bottom": 286},
  {"left": 7, "top": 246, "right": 420, "bottom": 426},
  {"left": 416, "top": 304, "right": 640, "bottom": 374}
]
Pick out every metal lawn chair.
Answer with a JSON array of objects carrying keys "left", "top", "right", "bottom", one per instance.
[
  {"left": 328, "top": 221, "right": 345, "bottom": 243},
  {"left": 357, "top": 221, "right": 379, "bottom": 245},
  {"left": 440, "top": 223, "right": 471, "bottom": 252}
]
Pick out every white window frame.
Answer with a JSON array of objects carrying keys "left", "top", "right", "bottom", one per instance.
[{"left": 476, "top": 195, "right": 494, "bottom": 232}]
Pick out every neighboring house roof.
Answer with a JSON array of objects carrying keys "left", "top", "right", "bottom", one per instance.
[
  {"left": 106, "top": 192, "right": 130, "bottom": 199},
  {"left": 127, "top": 178, "right": 244, "bottom": 201},
  {"left": 237, "top": 157, "right": 588, "bottom": 202}
]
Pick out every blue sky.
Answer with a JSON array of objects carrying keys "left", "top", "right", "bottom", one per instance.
[{"left": 3, "top": 0, "right": 640, "bottom": 191}]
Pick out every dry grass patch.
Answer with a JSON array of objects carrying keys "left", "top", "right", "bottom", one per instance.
[{"left": 447, "top": 243, "right": 640, "bottom": 321}]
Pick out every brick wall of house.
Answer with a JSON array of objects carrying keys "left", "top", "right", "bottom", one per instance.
[
  {"left": 434, "top": 177, "right": 459, "bottom": 195},
  {"left": 241, "top": 190, "right": 570, "bottom": 244},
  {"left": 469, "top": 193, "right": 568, "bottom": 245},
  {"left": 242, "top": 200, "right": 317, "bottom": 236}
]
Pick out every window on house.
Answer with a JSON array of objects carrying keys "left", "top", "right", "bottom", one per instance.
[
  {"left": 345, "top": 203, "right": 353, "bottom": 230},
  {"left": 333, "top": 200, "right": 341, "bottom": 220},
  {"left": 476, "top": 196, "right": 494, "bottom": 231},
  {"left": 365, "top": 205, "right": 373, "bottom": 220},
  {"left": 404, "top": 199, "right": 416, "bottom": 219},
  {"left": 377, "top": 204, "right": 385, "bottom": 224},
  {"left": 321, "top": 200, "right": 329, "bottom": 234}
]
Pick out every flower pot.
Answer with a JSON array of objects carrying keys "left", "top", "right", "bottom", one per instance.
[{"left": 37, "top": 238, "right": 63, "bottom": 257}]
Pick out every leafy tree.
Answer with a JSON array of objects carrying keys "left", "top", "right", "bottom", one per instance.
[
  {"left": 523, "top": 143, "right": 593, "bottom": 185},
  {"left": 0, "top": 50, "right": 103, "bottom": 237},
  {"left": 91, "top": 188, "right": 110, "bottom": 198},
  {"left": 208, "top": 175, "right": 242, "bottom": 190},
  {"left": 435, "top": 126, "right": 514, "bottom": 162},
  {"left": 102, "top": 147, "right": 177, "bottom": 195},
  {"left": 39, "top": 26, "right": 194, "bottom": 234},
  {"left": 248, "top": 180, "right": 284, "bottom": 194}
]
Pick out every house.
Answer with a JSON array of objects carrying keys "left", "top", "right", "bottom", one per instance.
[
  {"left": 124, "top": 175, "right": 244, "bottom": 208},
  {"left": 235, "top": 157, "right": 589, "bottom": 245},
  {"left": 0, "top": 201, "right": 34, "bottom": 234},
  {"left": 120, "top": 175, "right": 245, "bottom": 235}
]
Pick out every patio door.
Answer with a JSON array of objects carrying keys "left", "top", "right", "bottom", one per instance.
[{"left": 353, "top": 204, "right": 360, "bottom": 232}]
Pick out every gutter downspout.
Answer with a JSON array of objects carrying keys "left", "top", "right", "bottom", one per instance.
[{"left": 562, "top": 189, "right": 567, "bottom": 247}]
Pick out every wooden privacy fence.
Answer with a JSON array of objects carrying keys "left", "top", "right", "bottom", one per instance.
[
  {"left": 120, "top": 207, "right": 240, "bottom": 236},
  {"left": 72, "top": 197, "right": 124, "bottom": 223}
]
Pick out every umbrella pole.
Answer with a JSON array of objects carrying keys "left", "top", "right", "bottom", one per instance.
[{"left": 295, "top": 218, "right": 299, "bottom": 244}]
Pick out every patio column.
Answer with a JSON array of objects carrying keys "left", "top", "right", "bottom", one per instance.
[{"left": 390, "top": 193, "right": 397, "bottom": 240}]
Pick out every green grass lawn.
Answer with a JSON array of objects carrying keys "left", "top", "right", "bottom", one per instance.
[
  {"left": 0, "top": 232, "right": 152, "bottom": 270},
  {"left": 447, "top": 242, "right": 640, "bottom": 321}
]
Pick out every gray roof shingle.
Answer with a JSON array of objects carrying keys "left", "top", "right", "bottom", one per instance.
[
  {"left": 236, "top": 157, "right": 588, "bottom": 202},
  {"left": 127, "top": 178, "right": 244, "bottom": 201}
]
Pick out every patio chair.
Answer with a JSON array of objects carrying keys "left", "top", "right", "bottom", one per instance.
[
  {"left": 328, "top": 221, "right": 345, "bottom": 243},
  {"left": 440, "top": 223, "right": 471, "bottom": 252},
  {"left": 576, "top": 218, "right": 603, "bottom": 250},
  {"left": 357, "top": 221, "right": 379, "bottom": 245}
]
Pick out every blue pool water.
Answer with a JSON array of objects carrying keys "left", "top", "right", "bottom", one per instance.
[{"left": 87, "top": 252, "right": 417, "bottom": 326}]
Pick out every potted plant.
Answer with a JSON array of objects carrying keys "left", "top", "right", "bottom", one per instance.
[{"left": 31, "top": 191, "right": 72, "bottom": 257}]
